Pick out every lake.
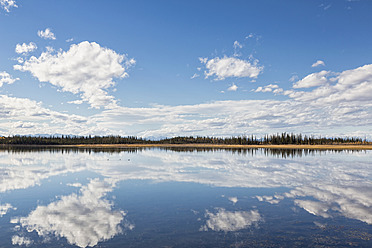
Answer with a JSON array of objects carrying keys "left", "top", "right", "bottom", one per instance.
[{"left": 0, "top": 147, "right": 371, "bottom": 247}]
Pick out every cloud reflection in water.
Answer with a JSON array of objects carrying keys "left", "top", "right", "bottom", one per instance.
[
  {"left": 1, "top": 148, "right": 371, "bottom": 246},
  {"left": 11, "top": 178, "right": 130, "bottom": 248},
  {"left": 289, "top": 184, "right": 372, "bottom": 224},
  {"left": 0, "top": 203, "right": 16, "bottom": 217},
  {"left": 201, "top": 208, "right": 261, "bottom": 232}
]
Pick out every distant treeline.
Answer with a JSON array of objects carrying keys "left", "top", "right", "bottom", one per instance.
[{"left": 0, "top": 133, "right": 369, "bottom": 145}]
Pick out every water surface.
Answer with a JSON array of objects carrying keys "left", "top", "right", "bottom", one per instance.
[{"left": 0, "top": 147, "right": 371, "bottom": 247}]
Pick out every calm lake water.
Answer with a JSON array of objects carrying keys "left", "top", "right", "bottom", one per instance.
[{"left": 0, "top": 147, "right": 371, "bottom": 247}]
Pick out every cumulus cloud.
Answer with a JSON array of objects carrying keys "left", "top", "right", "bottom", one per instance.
[
  {"left": 200, "top": 56, "right": 263, "bottom": 80},
  {"left": 201, "top": 208, "right": 261, "bottom": 232},
  {"left": 254, "top": 84, "right": 282, "bottom": 93},
  {"left": 15, "top": 42, "right": 37, "bottom": 54},
  {"left": 37, "top": 28, "right": 56, "bottom": 40},
  {"left": 293, "top": 70, "right": 331, "bottom": 89},
  {"left": 0, "top": 203, "right": 16, "bottom": 217},
  {"left": 11, "top": 235, "right": 33, "bottom": 246},
  {"left": 290, "top": 64, "right": 372, "bottom": 105},
  {"left": 227, "top": 83, "right": 238, "bottom": 91},
  {"left": 312, "top": 60, "right": 325, "bottom": 68},
  {"left": 0, "top": 0, "right": 17, "bottom": 12},
  {"left": 0, "top": 71, "right": 19, "bottom": 87},
  {"left": 13, "top": 178, "right": 128, "bottom": 248},
  {"left": 14, "top": 41, "right": 135, "bottom": 108}
]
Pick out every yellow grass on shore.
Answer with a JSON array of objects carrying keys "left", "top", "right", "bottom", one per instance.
[{"left": 54, "top": 143, "right": 372, "bottom": 150}]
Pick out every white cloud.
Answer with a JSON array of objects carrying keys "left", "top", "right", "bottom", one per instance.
[
  {"left": 16, "top": 57, "right": 24, "bottom": 63},
  {"left": 67, "top": 100, "right": 84, "bottom": 105},
  {"left": 323, "top": 4, "right": 332, "bottom": 10},
  {"left": 312, "top": 60, "right": 325, "bottom": 68},
  {"left": 228, "top": 197, "right": 238, "bottom": 205},
  {"left": 290, "top": 64, "right": 372, "bottom": 105},
  {"left": 66, "top": 38, "right": 74, "bottom": 42},
  {"left": 0, "top": 94, "right": 110, "bottom": 136},
  {"left": 201, "top": 56, "right": 263, "bottom": 80},
  {"left": 293, "top": 70, "right": 331, "bottom": 89},
  {"left": 0, "top": 71, "right": 19, "bottom": 87},
  {"left": 92, "top": 87, "right": 372, "bottom": 138},
  {"left": 13, "top": 178, "right": 128, "bottom": 248},
  {"left": 0, "top": 95, "right": 81, "bottom": 122},
  {"left": 227, "top": 83, "right": 238, "bottom": 91},
  {"left": 0, "top": 203, "right": 16, "bottom": 217},
  {"left": 254, "top": 86, "right": 263, "bottom": 92},
  {"left": 4, "top": 59, "right": 372, "bottom": 139},
  {"left": 0, "top": 0, "right": 17, "bottom": 12},
  {"left": 15, "top": 42, "right": 37, "bottom": 54},
  {"left": 37, "top": 28, "right": 56, "bottom": 40},
  {"left": 14, "top": 41, "right": 135, "bottom": 109},
  {"left": 190, "top": 73, "right": 199, "bottom": 79},
  {"left": 67, "top": 182, "right": 82, "bottom": 188},
  {"left": 233, "top": 41, "right": 243, "bottom": 56},
  {"left": 199, "top": 57, "right": 208, "bottom": 64},
  {"left": 233, "top": 41, "right": 243, "bottom": 49},
  {"left": 11, "top": 235, "right": 33, "bottom": 246},
  {"left": 254, "top": 84, "right": 281, "bottom": 93},
  {"left": 289, "top": 75, "right": 299, "bottom": 82},
  {"left": 201, "top": 208, "right": 261, "bottom": 232},
  {"left": 245, "top": 33, "right": 261, "bottom": 42}
]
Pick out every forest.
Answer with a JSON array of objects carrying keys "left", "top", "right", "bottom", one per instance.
[{"left": 0, "top": 133, "right": 368, "bottom": 146}]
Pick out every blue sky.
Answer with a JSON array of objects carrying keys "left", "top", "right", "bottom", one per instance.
[{"left": 0, "top": 0, "right": 372, "bottom": 138}]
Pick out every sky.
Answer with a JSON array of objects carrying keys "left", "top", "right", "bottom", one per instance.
[{"left": 0, "top": 0, "right": 372, "bottom": 138}]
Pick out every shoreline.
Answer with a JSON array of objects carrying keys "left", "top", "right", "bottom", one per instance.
[{"left": 2, "top": 144, "right": 372, "bottom": 150}]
